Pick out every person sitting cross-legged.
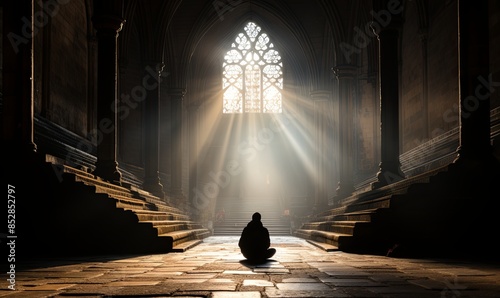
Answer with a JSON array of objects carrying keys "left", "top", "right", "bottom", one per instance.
[{"left": 238, "top": 212, "right": 276, "bottom": 263}]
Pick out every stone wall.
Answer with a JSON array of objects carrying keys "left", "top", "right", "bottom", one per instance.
[
  {"left": 43, "top": 0, "right": 89, "bottom": 137},
  {"left": 401, "top": 1, "right": 459, "bottom": 154},
  {"left": 118, "top": 23, "right": 144, "bottom": 168}
]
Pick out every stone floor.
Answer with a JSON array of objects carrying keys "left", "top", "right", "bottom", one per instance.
[{"left": 2, "top": 236, "right": 500, "bottom": 298}]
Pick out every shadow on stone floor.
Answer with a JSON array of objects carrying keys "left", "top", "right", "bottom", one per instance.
[{"left": 239, "top": 259, "right": 280, "bottom": 268}]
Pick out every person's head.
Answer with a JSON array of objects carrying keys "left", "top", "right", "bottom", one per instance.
[{"left": 252, "top": 212, "right": 261, "bottom": 221}]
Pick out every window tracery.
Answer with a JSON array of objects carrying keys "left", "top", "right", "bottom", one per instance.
[{"left": 223, "top": 22, "right": 283, "bottom": 113}]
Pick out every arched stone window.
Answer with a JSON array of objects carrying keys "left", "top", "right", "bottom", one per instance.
[{"left": 223, "top": 22, "right": 283, "bottom": 113}]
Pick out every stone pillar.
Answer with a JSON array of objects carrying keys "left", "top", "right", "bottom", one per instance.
[
  {"left": 2, "top": 0, "right": 37, "bottom": 159},
  {"left": 371, "top": 3, "right": 405, "bottom": 188},
  {"left": 419, "top": 31, "right": 429, "bottom": 140},
  {"left": 454, "top": 0, "right": 493, "bottom": 163},
  {"left": 333, "top": 66, "right": 357, "bottom": 198},
  {"left": 311, "top": 90, "right": 332, "bottom": 209},
  {"left": 91, "top": 4, "right": 125, "bottom": 184},
  {"left": 143, "top": 63, "right": 165, "bottom": 199},
  {"left": 168, "top": 88, "right": 186, "bottom": 198},
  {"left": 187, "top": 102, "right": 201, "bottom": 213}
]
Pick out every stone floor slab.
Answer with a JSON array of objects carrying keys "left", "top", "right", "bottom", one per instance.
[
  {"left": 211, "top": 291, "right": 261, "bottom": 298},
  {"left": 253, "top": 268, "right": 290, "bottom": 274},
  {"left": 319, "top": 277, "right": 387, "bottom": 287},
  {"left": 408, "top": 278, "right": 471, "bottom": 291},
  {"left": 323, "top": 269, "right": 372, "bottom": 276},
  {"left": 6, "top": 236, "right": 500, "bottom": 298},
  {"left": 222, "top": 270, "right": 257, "bottom": 275},
  {"left": 0, "top": 290, "right": 62, "bottom": 297},
  {"left": 104, "top": 280, "right": 161, "bottom": 286},
  {"left": 178, "top": 283, "right": 237, "bottom": 291},
  {"left": 163, "top": 278, "right": 208, "bottom": 283},
  {"left": 282, "top": 277, "right": 317, "bottom": 283},
  {"left": 275, "top": 282, "right": 331, "bottom": 291},
  {"left": 265, "top": 287, "right": 350, "bottom": 298},
  {"left": 242, "top": 279, "right": 274, "bottom": 287},
  {"left": 207, "top": 278, "right": 235, "bottom": 283},
  {"left": 22, "top": 283, "right": 76, "bottom": 291}
]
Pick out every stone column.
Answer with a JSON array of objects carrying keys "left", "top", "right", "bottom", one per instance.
[
  {"left": 371, "top": 4, "right": 405, "bottom": 188},
  {"left": 2, "top": 0, "right": 37, "bottom": 159},
  {"left": 168, "top": 88, "right": 186, "bottom": 198},
  {"left": 454, "top": 0, "right": 492, "bottom": 163},
  {"left": 419, "top": 31, "right": 429, "bottom": 140},
  {"left": 311, "top": 90, "right": 332, "bottom": 209},
  {"left": 143, "top": 63, "right": 165, "bottom": 198},
  {"left": 333, "top": 66, "right": 357, "bottom": 198},
  {"left": 91, "top": 4, "right": 125, "bottom": 184},
  {"left": 187, "top": 102, "right": 201, "bottom": 212}
]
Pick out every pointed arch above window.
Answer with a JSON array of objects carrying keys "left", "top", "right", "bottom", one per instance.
[{"left": 223, "top": 22, "right": 283, "bottom": 114}]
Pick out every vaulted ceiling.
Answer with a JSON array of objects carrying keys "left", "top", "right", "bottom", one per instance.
[{"left": 119, "top": 0, "right": 375, "bottom": 98}]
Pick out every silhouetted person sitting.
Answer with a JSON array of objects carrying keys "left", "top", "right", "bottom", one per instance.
[{"left": 239, "top": 212, "right": 276, "bottom": 263}]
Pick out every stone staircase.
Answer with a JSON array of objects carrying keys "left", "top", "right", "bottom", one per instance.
[
  {"left": 65, "top": 165, "right": 211, "bottom": 252},
  {"left": 15, "top": 158, "right": 211, "bottom": 257},
  {"left": 295, "top": 160, "right": 500, "bottom": 258},
  {"left": 294, "top": 194, "right": 394, "bottom": 253},
  {"left": 213, "top": 196, "right": 292, "bottom": 236},
  {"left": 294, "top": 164, "right": 460, "bottom": 255}
]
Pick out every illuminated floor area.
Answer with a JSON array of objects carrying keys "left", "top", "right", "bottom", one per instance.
[{"left": 3, "top": 236, "right": 500, "bottom": 297}]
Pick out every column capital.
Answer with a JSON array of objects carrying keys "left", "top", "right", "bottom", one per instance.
[
  {"left": 141, "top": 62, "right": 167, "bottom": 85},
  {"left": 142, "top": 61, "right": 165, "bottom": 71},
  {"left": 310, "top": 90, "right": 331, "bottom": 101},
  {"left": 167, "top": 88, "right": 187, "bottom": 99},
  {"left": 332, "top": 65, "right": 358, "bottom": 79},
  {"left": 92, "top": 15, "right": 125, "bottom": 34}
]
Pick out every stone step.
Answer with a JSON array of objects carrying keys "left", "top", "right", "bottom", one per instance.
[
  {"left": 294, "top": 165, "right": 454, "bottom": 255},
  {"left": 294, "top": 229, "right": 353, "bottom": 249},
  {"left": 315, "top": 196, "right": 392, "bottom": 218},
  {"left": 130, "top": 186, "right": 186, "bottom": 214},
  {"left": 306, "top": 239, "right": 340, "bottom": 252},
  {"left": 132, "top": 209, "right": 190, "bottom": 221},
  {"left": 213, "top": 220, "right": 292, "bottom": 236},
  {"left": 215, "top": 196, "right": 290, "bottom": 237},
  {"left": 315, "top": 209, "right": 378, "bottom": 222},
  {"left": 159, "top": 229, "right": 211, "bottom": 250},
  {"left": 300, "top": 221, "right": 366, "bottom": 235},
  {"left": 154, "top": 223, "right": 205, "bottom": 235},
  {"left": 52, "top": 162, "right": 211, "bottom": 253},
  {"left": 171, "top": 239, "right": 204, "bottom": 252},
  {"left": 214, "top": 229, "right": 291, "bottom": 234}
]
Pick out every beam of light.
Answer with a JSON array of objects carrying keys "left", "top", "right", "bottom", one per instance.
[
  {"left": 272, "top": 89, "right": 326, "bottom": 180},
  {"left": 183, "top": 77, "right": 339, "bottom": 213}
]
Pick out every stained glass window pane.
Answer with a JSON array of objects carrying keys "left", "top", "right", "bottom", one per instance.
[
  {"left": 245, "top": 65, "right": 261, "bottom": 113},
  {"left": 223, "top": 21, "right": 282, "bottom": 114},
  {"left": 223, "top": 86, "right": 243, "bottom": 113},
  {"left": 255, "top": 34, "right": 269, "bottom": 50},
  {"left": 263, "top": 86, "right": 282, "bottom": 113}
]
